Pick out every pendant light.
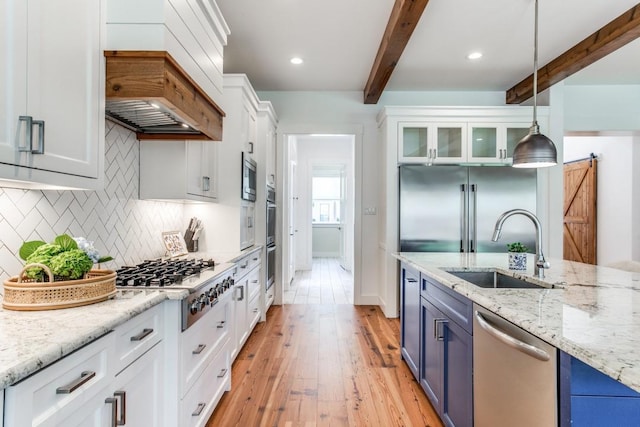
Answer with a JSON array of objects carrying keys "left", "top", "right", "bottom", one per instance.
[{"left": 512, "top": 0, "right": 557, "bottom": 168}]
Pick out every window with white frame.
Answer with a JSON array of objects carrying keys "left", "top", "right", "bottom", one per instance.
[{"left": 312, "top": 176, "right": 341, "bottom": 224}]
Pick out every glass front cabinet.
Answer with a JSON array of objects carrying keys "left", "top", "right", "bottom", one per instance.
[
  {"left": 398, "top": 122, "right": 467, "bottom": 164},
  {"left": 467, "top": 122, "right": 531, "bottom": 164}
]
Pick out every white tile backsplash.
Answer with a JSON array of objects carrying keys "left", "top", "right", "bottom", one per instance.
[{"left": 0, "top": 121, "right": 184, "bottom": 282}]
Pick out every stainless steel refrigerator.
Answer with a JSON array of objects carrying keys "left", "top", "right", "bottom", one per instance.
[{"left": 399, "top": 165, "right": 537, "bottom": 253}]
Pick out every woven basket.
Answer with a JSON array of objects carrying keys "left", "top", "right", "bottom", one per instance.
[{"left": 2, "top": 263, "right": 116, "bottom": 311}]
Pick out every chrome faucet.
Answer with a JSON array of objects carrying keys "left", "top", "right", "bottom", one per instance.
[{"left": 491, "top": 209, "right": 550, "bottom": 278}]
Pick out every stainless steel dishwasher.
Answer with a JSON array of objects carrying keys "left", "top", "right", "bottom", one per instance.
[{"left": 473, "top": 304, "right": 557, "bottom": 427}]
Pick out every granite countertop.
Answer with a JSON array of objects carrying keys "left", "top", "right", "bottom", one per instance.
[
  {"left": 0, "top": 289, "right": 183, "bottom": 389},
  {"left": 394, "top": 252, "right": 640, "bottom": 393}
]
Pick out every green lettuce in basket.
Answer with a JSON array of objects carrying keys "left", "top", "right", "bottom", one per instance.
[{"left": 19, "top": 234, "right": 113, "bottom": 281}]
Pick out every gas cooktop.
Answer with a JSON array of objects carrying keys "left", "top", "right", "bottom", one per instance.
[{"left": 115, "top": 258, "right": 218, "bottom": 290}]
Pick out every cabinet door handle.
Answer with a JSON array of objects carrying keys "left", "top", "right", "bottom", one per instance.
[
  {"left": 130, "top": 328, "right": 153, "bottom": 341},
  {"left": 236, "top": 286, "right": 245, "bottom": 301},
  {"left": 217, "top": 321, "right": 225, "bottom": 329},
  {"left": 18, "top": 116, "right": 45, "bottom": 154},
  {"left": 105, "top": 397, "right": 118, "bottom": 427},
  {"left": 406, "top": 278, "right": 417, "bottom": 283},
  {"left": 248, "top": 142, "right": 254, "bottom": 153},
  {"left": 217, "top": 368, "right": 228, "bottom": 378},
  {"left": 253, "top": 308, "right": 259, "bottom": 313},
  {"left": 18, "top": 115, "right": 33, "bottom": 153},
  {"left": 434, "top": 319, "right": 447, "bottom": 341},
  {"left": 33, "top": 120, "right": 45, "bottom": 154},
  {"left": 192, "top": 344, "right": 206, "bottom": 355},
  {"left": 192, "top": 402, "right": 206, "bottom": 416},
  {"left": 114, "top": 390, "right": 126, "bottom": 425},
  {"left": 251, "top": 279, "right": 259, "bottom": 284},
  {"left": 56, "top": 370, "right": 96, "bottom": 394},
  {"left": 202, "top": 176, "right": 211, "bottom": 192}
]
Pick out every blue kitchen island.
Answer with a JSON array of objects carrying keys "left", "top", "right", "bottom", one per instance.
[{"left": 395, "top": 252, "right": 640, "bottom": 427}]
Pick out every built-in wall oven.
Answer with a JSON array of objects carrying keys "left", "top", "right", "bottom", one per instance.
[
  {"left": 266, "top": 244, "right": 275, "bottom": 290},
  {"left": 266, "top": 185, "right": 276, "bottom": 246},
  {"left": 266, "top": 185, "right": 276, "bottom": 290}
]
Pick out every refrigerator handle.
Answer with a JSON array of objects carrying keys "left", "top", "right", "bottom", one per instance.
[
  {"left": 460, "top": 184, "right": 467, "bottom": 252},
  {"left": 470, "top": 184, "right": 477, "bottom": 252}
]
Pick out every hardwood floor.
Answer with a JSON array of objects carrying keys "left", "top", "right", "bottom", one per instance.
[
  {"left": 283, "top": 258, "right": 354, "bottom": 304},
  {"left": 206, "top": 304, "right": 443, "bottom": 427}
]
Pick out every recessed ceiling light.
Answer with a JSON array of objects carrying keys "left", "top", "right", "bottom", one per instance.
[
  {"left": 290, "top": 57, "right": 304, "bottom": 65},
  {"left": 467, "top": 52, "right": 483, "bottom": 60}
]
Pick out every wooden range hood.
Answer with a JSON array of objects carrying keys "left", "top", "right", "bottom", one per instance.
[{"left": 104, "top": 51, "right": 225, "bottom": 141}]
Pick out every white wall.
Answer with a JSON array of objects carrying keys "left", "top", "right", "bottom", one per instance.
[
  {"left": 564, "top": 134, "right": 638, "bottom": 265},
  {"left": 563, "top": 85, "right": 640, "bottom": 132}
]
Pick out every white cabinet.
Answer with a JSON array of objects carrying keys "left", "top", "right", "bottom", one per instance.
[
  {"left": 399, "top": 122, "right": 466, "bottom": 164},
  {"left": 241, "top": 100, "right": 258, "bottom": 154},
  {"left": 240, "top": 201, "right": 256, "bottom": 250},
  {"left": 0, "top": 0, "right": 105, "bottom": 190},
  {"left": 230, "top": 250, "right": 262, "bottom": 361},
  {"left": 247, "top": 266, "right": 262, "bottom": 332},
  {"left": 3, "top": 304, "right": 165, "bottom": 427},
  {"left": 108, "top": 343, "right": 164, "bottom": 427},
  {"left": 178, "top": 292, "right": 232, "bottom": 427},
  {"left": 140, "top": 140, "right": 218, "bottom": 202},
  {"left": 4, "top": 333, "right": 115, "bottom": 427},
  {"left": 390, "top": 107, "right": 548, "bottom": 166},
  {"left": 467, "top": 122, "right": 531, "bottom": 164},
  {"left": 258, "top": 102, "right": 278, "bottom": 188}
]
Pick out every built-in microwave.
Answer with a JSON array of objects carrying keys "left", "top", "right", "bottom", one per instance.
[{"left": 241, "top": 152, "right": 257, "bottom": 202}]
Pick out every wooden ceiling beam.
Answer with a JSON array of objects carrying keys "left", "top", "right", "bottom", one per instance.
[
  {"left": 506, "top": 3, "right": 640, "bottom": 104},
  {"left": 363, "top": 0, "right": 430, "bottom": 104}
]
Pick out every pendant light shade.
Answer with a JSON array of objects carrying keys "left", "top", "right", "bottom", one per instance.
[
  {"left": 512, "top": 124, "right": 557, "bottom": 168},
  {"left": 512, "top": 0, "right": 557, "bottom": 168}
]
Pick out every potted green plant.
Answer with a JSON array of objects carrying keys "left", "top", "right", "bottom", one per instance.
[{"left": 506, "top": 242, "right": 528, "bottom": 271}]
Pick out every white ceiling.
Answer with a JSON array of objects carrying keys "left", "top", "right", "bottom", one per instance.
[{"left": 216, "top": 0, "right": 640, "bottom": 95}]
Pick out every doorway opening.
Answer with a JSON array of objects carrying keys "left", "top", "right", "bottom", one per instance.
[{"left": 282, "top": 134, "right": 355, "bottom": 304}]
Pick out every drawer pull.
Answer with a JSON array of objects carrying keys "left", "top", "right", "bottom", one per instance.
[
  {"left": 253, "top": 308, "right": 259, "bottom": 313},
  {"left": 192, "top": 344, "right": 206, "bottom": 355},
  {"left": 192, "top": 402, "right": 206, "bottom": 416},
  {"left": 217, "top": 321, "right": 225, "bottom": 329},
  {"left": 56, "top": 370, "right": 95, "bottom": 394},
  {"left": 130, "top": 328, "right": 153, "bottom": 341},
  {"left": 115, "top": 390, "right": 126, "bottom": 425},
  {"left": 105, "top": 397, "right": 118, "bottom": 427},
  {"left": 251, "top": 279, "right": 259, "bottom": 284},
  {"left": 217, "top": 368, "right": 228, "bottom": 378}
]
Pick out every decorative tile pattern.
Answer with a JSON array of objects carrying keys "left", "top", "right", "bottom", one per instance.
[{"left": 0, "top": 121, "right": 183, "bottom": 282}]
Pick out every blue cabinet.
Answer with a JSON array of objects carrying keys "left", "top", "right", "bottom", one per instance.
[
  {"left": 420, "top": 276, "right": 473, "bottom": 427},
  {"left": 400, "top": 264, "right": 421, "bottom": 379},
  {"left": 561, "top": 352, "right": 640, "bottom": 427},
  {"left": 399, "top": 264, "right": 473, "bottom": 427}
]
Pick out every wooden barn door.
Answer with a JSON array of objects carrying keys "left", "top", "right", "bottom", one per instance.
[{"left": 563, "top": 156, "right": 597, "bottom": 264}]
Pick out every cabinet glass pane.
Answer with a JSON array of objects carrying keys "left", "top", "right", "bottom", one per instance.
[
  {"left": 506, "top": 127, "right": 530, "bottom": 157},
  {"left": 436, "top": 128, "right": 462, "bottom": 158},
  {"left": 471, "top": 128, "right": 497, "bottom": 158},
  {"left": 402, "top": 128, "right": 429, "bottom": 157}
]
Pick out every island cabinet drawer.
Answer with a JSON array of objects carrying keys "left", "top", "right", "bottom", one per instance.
[
  {"left": 180, "top": 296, "right": 231, "bottom": 396},
  {"left": 180, "top": 345, "right": 230, "bottom": 427},
  {"left": 422, "top": 275, "right": 473, "bottom": 334},
  {"left": 4, "top": 332, "right": 115, "bottom": 427},
  {"left": 114, "top": 303, "right": 164, "bottom": 374}
]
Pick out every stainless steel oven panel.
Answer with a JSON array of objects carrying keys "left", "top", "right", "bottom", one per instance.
[
  {"left": 242, "top": 152, "right": 257, "bottom": 202},
  {"left": 266, "top": 244, "right": 275, "bottom": 290},
  {"left": 266, "top": 202, "right": 276, "bottom": 246}
]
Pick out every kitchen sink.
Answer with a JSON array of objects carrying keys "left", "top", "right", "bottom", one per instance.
[{"left": 445, "top": 270, "right": 554, "bottom": 289}]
